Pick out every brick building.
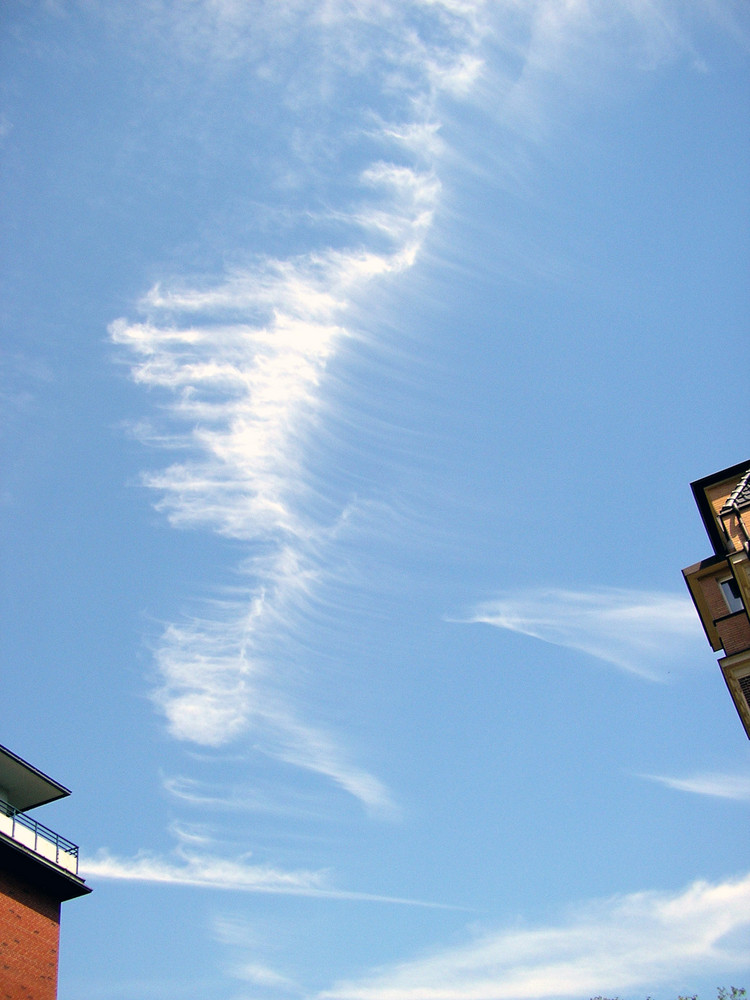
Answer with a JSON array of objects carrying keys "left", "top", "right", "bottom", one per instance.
[
  {"left": 0, "top": 744, "right": 90, "bottom": 999},
  {"left": 683, "top": 460, "right": 750, "bottom": 739}
]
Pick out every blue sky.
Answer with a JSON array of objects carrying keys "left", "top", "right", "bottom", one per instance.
[{"left": 1, "top": 1, "right": 749, "bottom": 997}]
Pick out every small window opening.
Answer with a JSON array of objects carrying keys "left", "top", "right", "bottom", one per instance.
[
  {"left": 719, "top": 577, "right": 743, "bottom": 615},
  {"left": 740, "top": 672, "right": 750, "bottom": 709}
]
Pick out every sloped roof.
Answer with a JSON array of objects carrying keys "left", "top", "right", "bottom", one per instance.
[
  {"left": 720, "top": 467, "right": 750, "bottom": 513},
  {"left": 690, "top": 460, "right": 750, "bottom": 555}
]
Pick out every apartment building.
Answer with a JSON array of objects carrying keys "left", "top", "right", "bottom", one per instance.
[
  {"left": 683, "top": 460, "right": 750, "bottom": 739},
  {"left": 0, "top": 744, "right": 90, "bottom": 999}
]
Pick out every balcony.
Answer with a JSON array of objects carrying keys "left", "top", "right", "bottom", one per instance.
[{"left": 0, "top": 798, "right": 80, "bottom": 876}]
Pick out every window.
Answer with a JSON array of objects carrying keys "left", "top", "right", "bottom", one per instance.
[
  {"left": 719, "top": 576, "right": 743, "bottom": 614},
  {"left": 740, "top": 672, "right": 750, "bottom": 709}
]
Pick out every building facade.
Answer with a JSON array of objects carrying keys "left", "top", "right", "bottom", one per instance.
[
  {"left": 0, "top": 744, "right": 90, "bottom": 999},
  {"left": 683, "top": 460, "right": 750, "bottom": 739}
]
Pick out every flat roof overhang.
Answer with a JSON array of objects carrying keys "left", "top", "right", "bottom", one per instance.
[{"left": 0, "top": 743, "right": 70, "bottom": 812}]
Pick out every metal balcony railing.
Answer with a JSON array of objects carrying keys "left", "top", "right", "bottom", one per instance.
[{"left": 0, "top": 798, "right": 80, "bottom": 876}]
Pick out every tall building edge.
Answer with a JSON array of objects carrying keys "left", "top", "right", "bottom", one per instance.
[
  {"left": 682, "top": 460, "right": 750, "bottom": 739},
  {"left": 0, "top": 743, "right": 90, "bottom": 999}
]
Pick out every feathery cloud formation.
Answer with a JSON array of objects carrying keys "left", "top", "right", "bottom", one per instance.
[
  {"left": 641, "top": 771, "right": 750, "bottom": 802},
  {"left": 84, "top": 848, "right": 453, "bottom": 908},
  {"left": 318, "top": 871, "right": 750, "bottom": 999},
  {"left": 464, "top": 587, "right": 703, "bottom": 679},
  {"left": 112, "top": 0, "right": 489, "bottom": 806}
]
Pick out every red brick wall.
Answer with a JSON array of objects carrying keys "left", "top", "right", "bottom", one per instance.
[
  {"left": 0, "top": 870, "right": 61, "bottom": 1000},
  {"left": 718, "top": 612, "right": 750, "bottom": 656},
  {"left": 696, "top": 572, "right": 750, "bottom": 654},
  {"left": 701, "top": 574, "right": 731, "bottom": 621}
]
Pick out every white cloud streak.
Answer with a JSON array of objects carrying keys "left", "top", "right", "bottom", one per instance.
[
  {"left": 317, "top": 871, "right": 750, "bottom": 999},
  {"left": 262, "top": 707, "right": 400, "bottom": 819},
  {"left": 162, "top": 775, "right": 318, "bottom": 819},
  {"left": 83, "top": 850, "right": 453, "bottom": 908},
  {"left": 213, "top": 913, "right": 303, "bottom": 995},
  {"left": 235, "top": 962, "right": 299, "bottom": 992},
  {"left": 84, "top": 849, "right": 327, "bottom": 895},
  {"left": 641, "top": 771, "right": 750, "bottom": 802},
  {"left": 463, "top": 587, "right": 703, "bottom": 679}
]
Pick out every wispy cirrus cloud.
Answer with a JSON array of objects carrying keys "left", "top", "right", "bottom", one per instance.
[
  {"left": 262, "top": 706, "right": 400, "bottom": 820},
  {"left": 317, "top": 871, "right": 750, "bottom": 999},
  {"left": 162, "top": 775, "right": 300, "bottom": 815},
  {"left": 234, "top": 962, "right": 299, "bottom": 992},
  {"left": 462, "top": 587, "right": 703, "bottom": 679},
  {"left": 112, "top": 0, "right": 490, "bottom": 809},
  {"left": 84, "top": 848, "right": 453, "bottom": 908},
  {"left": 84, "top": 849, "right": 327, "bottom": 896},
  {"left": 162, "top": 774, "right": 316, "bottom": 817},
  {"left": 213, "top": 913, "right": 303, "bottom": 996},
  {"left": 640, "top": 771, "right": 750, "bottom": 802}
]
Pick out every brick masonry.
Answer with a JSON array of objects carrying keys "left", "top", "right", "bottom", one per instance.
[
  {"left": 685, "top": 462, "right": 750, "bottom": 739},
  {"left": 0, "top": 869, "right": 61, "bottom": 1000},
  {"left": 695, "top": 572, "right": 750, "bottom": 655},
  {"left": 718, "top": 611, "right": 750, "bottom": 656}
]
